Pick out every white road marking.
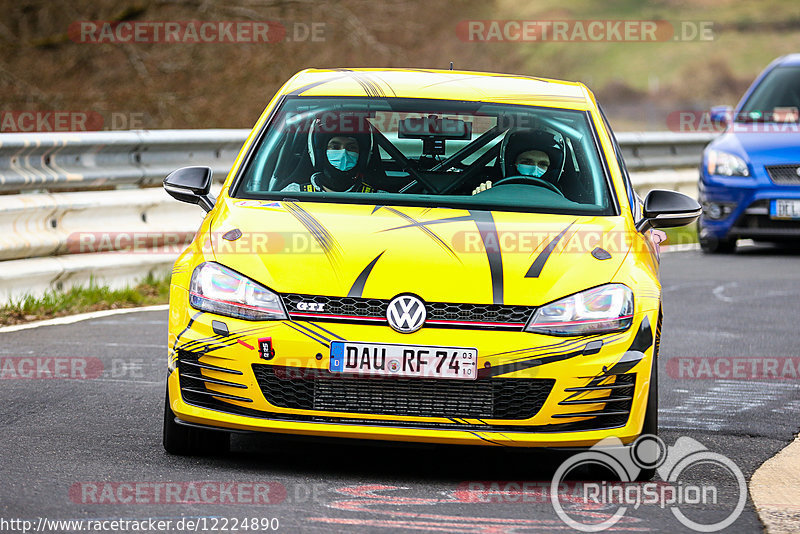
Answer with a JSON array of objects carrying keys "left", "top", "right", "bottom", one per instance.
[
  {"left": 660, "top": 380, "right": 798, "bottom": 431},
  {"left": 0, "top": 305, "right": 168, "bottom": 333},
  {"left": 712, "top": 283, "right": 737, "bottom": 303},
  {"left": 54, "top": 342, "right": 166, "bottom": 348}
]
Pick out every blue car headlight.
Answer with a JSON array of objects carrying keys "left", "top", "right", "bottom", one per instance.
[
  {"left": 189, "top": 262, "right": 287, "bottom": 321},
  {"left": 706, "top": 149, "right": 750, "bottom": 177},
  {"left": 525, "top": 284, "right": 634, "bottom": 336}
]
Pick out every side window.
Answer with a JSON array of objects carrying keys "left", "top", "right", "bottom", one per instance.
[{"left": 600, "top": 108, "right": 641, "bottom": 220}]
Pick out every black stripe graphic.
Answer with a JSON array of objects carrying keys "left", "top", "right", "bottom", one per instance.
[
  {"left": 376, "top": 206, "right": 461, "bottom": 262},
  {"left": 288, "top": 321, "right": 332, "bottom": 343},
  {"left": 348, "top": 251, "right": 385, "bottom": 297},
  {"left": 285, "top": 322, "right": 330, "bottom": 347},
  {"left": 525, "top": 222, "right": 575, "bottom": 278},
  {"left": 172, "top": 311, "right": 204, "bottom": 354},
  {"left": 306, "top": 322, "right": 346, "bottom": 341},
  {"left": 285, "top": 202, "right": 343, "bottom": 268},
  {"left": 469, "top": 210, "right": 504, "bottom": 305},
  {"left": 563, "top": 317, "right": 653, "bottom": 401},
  {"left": 382, "top": 215, "right": 474, "bottom": 231},
  {"left": 288, "top": 75, "right": 348, "bottom": 96}
]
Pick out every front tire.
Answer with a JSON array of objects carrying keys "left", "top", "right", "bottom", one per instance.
[
  {"left": 635, "top": 312, "right": 661, "bottom": 481},
  {"left": 698, "top": 222, "right": 737, "bottom": 253},
  {"left": 163, "top": 382, "right": 230, "bottom": 456}
]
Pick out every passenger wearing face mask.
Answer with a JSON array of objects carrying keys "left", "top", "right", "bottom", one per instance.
[
  {"left": 472, "top": 128, "right": 565, "bottom": 195},
  {"left": 281, "top": 117, "right": 379, "bottom": 193}
]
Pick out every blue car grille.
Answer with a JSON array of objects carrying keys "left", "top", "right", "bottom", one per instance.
[{"left": 766, "top": 164, "right": 800, "bottom": 185}]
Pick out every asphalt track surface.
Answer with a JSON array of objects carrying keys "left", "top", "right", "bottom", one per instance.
[{"left": 2, "top": 245, "right": 799, "bottom": 533}]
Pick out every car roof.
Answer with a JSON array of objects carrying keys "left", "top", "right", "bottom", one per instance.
[
  {"left": 279, "top": 68, "right": 593, "bottom": 110},
  {"left": 774, "top": 53, "right": 800, "bottom": 67}
]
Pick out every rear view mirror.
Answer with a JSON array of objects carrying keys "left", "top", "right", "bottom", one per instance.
[
  {"left": 163, "top": 166, "right": 216, "bottom": 212},
  {"left": 398, "top": 115, "right": 472, "bottom": 156},
  {"left": 398, "top": 115, "right": 472, "bottom": 140},
  {"left": 637, "top": 189, "right": 701, "bottom": 232}
]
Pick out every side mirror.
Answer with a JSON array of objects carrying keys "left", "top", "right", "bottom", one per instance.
[
  {"left": 709, "top": 105, "right": 733, "bottom": 127},
  {"left": 636, "top": 189, "right": 701, "bottom": 232},
  {"left": 163, "top": 166, "right": 216, "bottom": 212}
]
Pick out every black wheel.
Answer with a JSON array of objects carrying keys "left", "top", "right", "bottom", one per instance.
[
  {"left": 163, "top": 383, "right": 230, "bottom": 456},
  {"left": 698, "top": 222, "right": 737, "bottom": 253}
]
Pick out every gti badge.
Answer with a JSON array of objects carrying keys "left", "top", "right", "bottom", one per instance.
[
  {"left": 296, "top": 302, "right": 325, "bottom": 312},
  {"left": 386, "top": 295, "right": 426, "bottom": 333}
]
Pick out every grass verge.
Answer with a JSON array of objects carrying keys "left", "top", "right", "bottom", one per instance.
[
  {"left": 663, "top": 224, "right": 699, "bottom": 246},
  {"left": 0, "top": 274, "right": 170, "bottom": 326}
]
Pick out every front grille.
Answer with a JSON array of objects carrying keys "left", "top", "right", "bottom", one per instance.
[
  {"left": 550, "top": 373, "right": 636, "bottom": 430},
  {"left": 282, "top": 293, "right": 534, "bottom": 328},
  {"left": 252, "top": 365, "right": 554, "bottom": 420},
  {"left": 177, "top": 351, "right": 251, "bottom": 411},
  {"left": 766, "top": 164, "right": 800, "bottom": 185}
]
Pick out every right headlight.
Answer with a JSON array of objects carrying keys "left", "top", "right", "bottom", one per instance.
[
  {"left": 525, "top": 284, "right": 634, "bottom": 336},
  {"left": 189, "top": 262, "right": 287, "bottom": 321},
  {"left": 706, "top": 149, "right": 750, "bottom": 177}
]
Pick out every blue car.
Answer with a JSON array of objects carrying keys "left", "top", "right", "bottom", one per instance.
[{"left": 699, "top": 53, "right": 800, "bottom": 253}]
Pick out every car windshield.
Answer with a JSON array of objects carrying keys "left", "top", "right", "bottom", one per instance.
[
  {"left": 738, "top": 66, "right": 800, "bottom": 123},
  {"left": 234, "top": 97, "right": 615, "bottom": 215}
]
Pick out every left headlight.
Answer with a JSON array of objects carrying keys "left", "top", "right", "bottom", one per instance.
[
  {"left": 525, "top": 284, "right": 634, "bottom": 336},
  {"left": 189, "top": 262, "right": 287, "bottom": 321},
  {"left": 706, "top": 149, "right": 750, "bottom": 177}
]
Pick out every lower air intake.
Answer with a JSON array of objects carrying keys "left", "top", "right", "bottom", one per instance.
[{"left": 252, "top": 365, "right": 554, "bottom": 420}]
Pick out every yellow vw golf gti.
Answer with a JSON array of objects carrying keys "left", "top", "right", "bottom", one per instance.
[{"left": 162, "top": 68, "right": 700, "bottom": 457}]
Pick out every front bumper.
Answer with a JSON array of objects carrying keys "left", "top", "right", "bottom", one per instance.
[
  {"left": 699, "top": 169, "right": 800, "bottom": 241},
  {"left": 166, "top": 299, "right": 658, "bottom": 448}
]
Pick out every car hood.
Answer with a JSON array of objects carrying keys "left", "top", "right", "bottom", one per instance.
[
  {"left": 208, "top": 199, "right": 633, "bottom": 306},
  {"left": 714, "top": 129, "right": 800, "bottom": 165}
]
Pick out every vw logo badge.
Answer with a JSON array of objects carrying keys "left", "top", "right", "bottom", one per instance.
[
  {"left": 796, "top": 166, "right": 800, "bottom": 177},
  {"left": 386, "top": 295, "right": 426, "bottom": 333}
]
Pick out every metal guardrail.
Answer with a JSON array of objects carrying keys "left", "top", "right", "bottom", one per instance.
[
  {"left": 0, "top": 129, "right": 247, "bottom": 192},
  {"left": 0, "top": 129, "right": 716, "bottom": 193},
  {"left": 616, "top": 131, "right": 716, "bottom": 170},
  {"left": 0, "top": 129, "right": 712, "bottom": 304}
]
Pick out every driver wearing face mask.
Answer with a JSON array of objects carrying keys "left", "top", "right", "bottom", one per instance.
[
  {"left": 472, "top": 129, "right": 565, "bottom": 195},
  {"left": 282, "top": 116, "right": 379, "bottom": 193}
]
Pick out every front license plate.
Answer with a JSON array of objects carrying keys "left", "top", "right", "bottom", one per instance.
[
  {"left": 329, "top": 341, "right": 477, "bottom": 380},
  {"left": 770, "top": 199, "right": 800, "bottom": 219}
]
